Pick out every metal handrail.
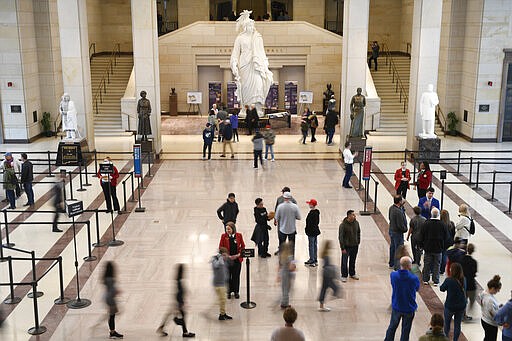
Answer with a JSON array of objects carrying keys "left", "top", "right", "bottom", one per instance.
[
  {"left": 381, "top": 43, "right": 409, "bottom": 114},
  {"left": 92, "top": 43, "right": 121, "bottom": 116},
  {"left": 436, "top": 104, "right": 447, "bottom": 132},
  {"left": 89, "top": 42, "right": 96, "bottom": 61}
]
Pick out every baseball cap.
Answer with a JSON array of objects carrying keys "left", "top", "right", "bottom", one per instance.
[
  {"left": 306, "top": 199, "right": 317, "bottom": 206},
  {"left": 4, "top": 152, "right": 12, "bottom": 157},
  {"left": 283, "top": 192, "right": 292, "bottom": 199}
]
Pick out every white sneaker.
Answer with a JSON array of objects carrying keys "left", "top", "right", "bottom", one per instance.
[
  {"left": 341, "top": 277, "right": 347, "bottom": 282},
  {"left": 271, "top": 159, "right": 275, "bottom": 162},
  {"left": 318, "top": 307, "right": 331, "bottom": 312}
]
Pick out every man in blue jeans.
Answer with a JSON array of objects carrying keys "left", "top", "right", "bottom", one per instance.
[
  {"left": 342, "top": 142, "right": 358, "bottom": 188},
  {"left": 384, "top": 256, "right": 420, "bottom": 341}
]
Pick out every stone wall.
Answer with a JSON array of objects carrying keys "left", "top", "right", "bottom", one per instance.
[
  {"left": 294, "top": 0, "right": 324, "bottom": 28},
  {"left": 399, "top": 0, "right": 413, "bottom": 52},
  {"left": 87, "top": 0, "right": 133, "bottom": 53},
  {"left": 158, "top": 21, "right": 342, "bottom": 114},
  {"left": 177, "top": 0, "right": 208, "bottom": 28},
  {"left": 369, "top": 0, "right": 402, "bottom": 51}
]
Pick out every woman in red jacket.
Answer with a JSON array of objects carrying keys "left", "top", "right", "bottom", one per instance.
[
  {"left": 415, "top": 161, "right": 432, "bottom": 200},
  {"left": 218, "top": 221, "right": 245, "bottom": 299},
  {"left": 394, "top": 161, "right": 411, "bottom": 199},
  {"left": 97, "top": 157, "right": 121, "bottom": 214}
]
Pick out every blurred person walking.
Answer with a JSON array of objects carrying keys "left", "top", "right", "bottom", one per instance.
[{"left": 103, "top": 261, "right": 123, "bottom": 339}]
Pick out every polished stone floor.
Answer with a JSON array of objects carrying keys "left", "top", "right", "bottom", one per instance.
[{"left": 0, "top": 130, "right": 511, "bottom": 340}]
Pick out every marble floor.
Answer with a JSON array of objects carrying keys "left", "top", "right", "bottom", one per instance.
[{"left": 0, "top": 130, "right": 511, "bottom": 340}]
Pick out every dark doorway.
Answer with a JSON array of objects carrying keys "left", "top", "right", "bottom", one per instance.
[{"left": 499, "top": 51, "right": 512, "bottom": 141}]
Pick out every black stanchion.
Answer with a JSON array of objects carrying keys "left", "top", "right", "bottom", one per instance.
[
  {"left": 83, "top": 222, "right": 97, "bottom": 261},
  {"left": 54, "top": 257, "right": 70, "bottom": 305},
  {"left": 147, "top": 152, "right": 153, "bottom": 178},
  {"left": 94, "top": 150, "right": 98, "bottom": 175},
  {"left": 360, "top": 180, "right": 371, "bottom": 216},
  {"left": 358, "top": 162, "right": 363, "bottom": 191},
  {"left": 83, "top": 161, "right": 91, "bottom": 186},
  {"left": 441, "top": 179, "right": 445, "bottom": 210},
  {"left": 77, "top": 164, "right": 86, "bottom": 192},
  {"left": 27, "top": 279, "right": 46, "bottom": 335},
  {"left": 488, "top": 171, "right": 497, "bottom": 202},
  {"left": 412, "top": 161, "right": 417, "bottom": 187},
  {"left": 135, "top": 177, "right": 146, "bottom": 212},
  {"left": 92, "top": 210, "right": 107, "bottom": 247},
  {"left": 404, "top": 149, "right": 408, "bottom": 163},
  {"left": 46, "top": 151, "right": 54, "bottom": 178},
  {"left": 507, "top": 182, "right": 512, "bottom": 215},
  {"left": 3, "top": 256, "right": 22, "bottom": 304},
  {"left": 473, "top": 161, "right": 481, "bottom": 190},
  {"left": 27, "top": 251, "right": 43, "bottom": 298},
  {"left": 456, "top": 149, "right": 461, "bottom": 175},
  {"left": 68, "top": 171, "right": 75, "bottom": 200},
  {"left": 468, "top": 157, "right": 473, "bottom": 185},
  {"left": 105, "top": 169, "right": 124, "bottom": 247},
  {"left": 122, "top": 180, "right": 127, "bottom": 212},
  {"left": 3, "top": 209, "right": 14, "bottom": 247},
  {"left": 67, "top": 215, "right": 91, "bottom": 309},
  {"left": 240, "top": 249, "right": 256, "bottom": 309},
  {"left": 373, "top": 181, "right": 379, "bottom": 214},
  {"left": 129, "top": 172, "right": 137, "bottom": 202},
  {"left": 61, "top": 169, "right": 67, "bottom": 201}
]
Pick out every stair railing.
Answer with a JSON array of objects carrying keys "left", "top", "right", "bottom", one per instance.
[
  {"left": 92, "top": 43, "right": 121, "bottom": 116},
  {"left": 435, "top": 104, "right": 447, "bottom": 132},
  {"left": 381, "top": 43, "right": 409, "bottom": 114},
  {"left": 89, "top": 43, "right": 96, "bottom": 61}
]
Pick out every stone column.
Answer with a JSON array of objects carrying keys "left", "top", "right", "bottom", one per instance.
[
  {"left": 340, "top": 0, "right": 370, "bottom": 144},
  {"left": 406, "top": 0, "right": 443, "bottom": 150},
  {"left": 223, "top": 68, "right": 233, "bottom": 107},
  {"left": 57, "top": 0, "right": 94, "bottom": 147},
  {"left": 131, "top": 0, "right": 161, "bottom": 153}
]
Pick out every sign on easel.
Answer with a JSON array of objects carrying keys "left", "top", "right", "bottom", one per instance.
[{"left": 66, "top": 200, "right": 84, "bottom": 217}]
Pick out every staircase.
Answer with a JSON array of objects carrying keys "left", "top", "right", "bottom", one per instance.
[
  {"left": 368, "top": 56, "right": 444, "bottom": 136},
  {"left": 90, "top": 55, "right": 133, "bottom": 136}
]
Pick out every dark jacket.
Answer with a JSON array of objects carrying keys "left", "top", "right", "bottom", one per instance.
[
  {"left": 459, "top": 255, "right": 477, "bottom": 291},
  {"left": 223, "top": 124, "right": 233, "bottom": 140},
  {"left": 217, "top": 199, "right": 239, "bottom": 224},
  {"left": 203, "top": 128, "right": 214, "bottom": 145},
  {"left": 21, "top": 160, "right": 33, "bottom": 183},
  {"left": 324, "top": 111, "right": 339, "bottom": 129},
  {"left": 440, "top": 277, "right": 467, "bottom": 311},
  {"left": 389, "top": 204, "right": 407, "bottom": 233},
  {"left": 338, "top": 217, "right": 361, "bottom": 249},
  {"left": 254, "top": 206, "right": 268, "bottom": 226},
  {"left": 247, "top": 108, "right": 259, "bottom": 128},
  {"left": 305, "top": 209, "right": 320, "bottom": 237},
  {"left": 419, "top": 219, "right": 451, "bottom": 253}
]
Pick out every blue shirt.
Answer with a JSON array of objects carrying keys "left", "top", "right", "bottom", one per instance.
[
  {"left": 418, "top": 197, "right": 440, "bottom": 219},
  {"left": 391, "top": 269, "right": 420, "bottom": 313},
  {"left": 440, "top": 277, "right": 467, "bottom": 311},
  {"left": 230, "top": 115, "right": 239, "bottom": 129},
  {"left": 495, "top": 300, "right": 512, "bottom": 337}
]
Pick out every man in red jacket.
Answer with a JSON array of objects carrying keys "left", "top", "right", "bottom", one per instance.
[
  {"left": 394, "top": 161, "right": 411, "bottom": 199},
  {"left": 97, "top": 157, "right": 121, "bottom": 214}
]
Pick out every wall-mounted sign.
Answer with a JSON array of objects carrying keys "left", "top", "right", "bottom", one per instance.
[{"left": 478, "top": 104, "right": 490, "bottom": 112}]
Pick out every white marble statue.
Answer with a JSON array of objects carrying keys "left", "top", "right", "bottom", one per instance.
[
  {"left": 419, "top": 84, "right": 439, "bottom": 138},
  {"left": 59, "top": 93, "right": 80, "bottom": 140},
  {"left": 230, "top": 10, "right": 273, "bottom": 117}
]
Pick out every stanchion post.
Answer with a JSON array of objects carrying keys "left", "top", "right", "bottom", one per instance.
[
  {"left": 68, "top": 171, "right": 74, "bottom": 200},
  {"left": 27, "top": 279, "right": 46, "bottom": 335},
  {"left": 3, "top": 256, "right": 22, "bottom": 304},
  {"left": 66, "top": 215, "right": 91, "bottom": 309},
  {"left": 77, "top": 164, "right": 86, "bottom": 192},
  {"left": 373, "top": 181, "right": 379, "bottom": 214},
  {"left": 489, "top": 171, "right": 497, "bottom": 202},
  {"left": 54, "top": 256, "right": 70, "bottom": 305},
  {"left": 3, "top": 209, "right": 14, "bottom": 247},
  {"left": 129, "top": 172, "right": 136, "bottom": 202},
  {"left": 456, "top": 149, "right": 461, "bottom": 175},
  {"left": 474, "top": 161, "right": 481, "bottom": 190},
  {"left": 27, "top": 250, "right": 43, "bottom": 299},
  {"left": 135, "top": 176, "right": 146, "bottom": 212},
  {"left": 468, "top": 157, "right": 473, "bottom": 185},
  {"left": 441, "top": 179, "right": 445, "bottom": 210},
  {"left": 83, "top": 221, "right": 97, "bottom": 261},
  {"left": 122, "top": 180, "right": 127, "bottom": 212},
  {"left": 508, "top": 181, "right": 512, "bottom": 215},
  {"left": 46, "top": 151, "right": 54, "bottom": 177},
  {"left": 83, "top": 161, "right": 91, "bottom": 186},
  {"left": 358, "top": 162, "right": 363, "bottom": 191},
  {"left": 92, "top": 209, "right": 106, "bottom": 247},
  {"left": 147, "top": 152, "right": 153, "bottom": 177},
  {"left": 240, "top": 250, "right": 256, "bottom": 309},
  {"left": 412, "top": 161, "right": 417, "bottom": 186},
  {"left": 94, "top": 150, "right": 98, "bottom": 175},
  {"left": 404, "top": 149, "right": 408, "bottom": 163}
]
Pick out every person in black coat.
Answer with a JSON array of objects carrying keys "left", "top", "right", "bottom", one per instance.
[
  {"left": 202, "top": 123, "right": 214, "bottom": 160},
  {"left": 304, "top": 199, "right": 320, "bottom": 266},
  {"left": 20, "top": 153, "right": 34, "bottom": 206},
  {"left": 324, "top": 110, "right": 339, "bottom": 145},
  {"left": 217, "top": 193, "right": 239, "bottom": 230},
  {"left": 251, "top": 198, "right": 272, "bottom": 258},
  {"left": 246, "top": 104, "right": 259, "bottom": 135}
]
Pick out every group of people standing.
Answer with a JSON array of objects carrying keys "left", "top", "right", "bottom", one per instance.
[
  {"left": 1, "top": 152, "right": 34, "bottom": 209},
  {"left": 384, "top": 160, "right": 512, "bottom": 341}
]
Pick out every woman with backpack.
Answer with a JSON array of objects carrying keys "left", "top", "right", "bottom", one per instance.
[{"left": 455, "top": 204, "right": 473, "bottom": 245}]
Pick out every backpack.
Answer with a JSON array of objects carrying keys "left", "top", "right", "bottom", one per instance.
[
  {"left": 309, "top": 115, "right": 318, "bottom": 128},
  {"left": 464, "top": 218, "right": 476, "bottom": 235}
]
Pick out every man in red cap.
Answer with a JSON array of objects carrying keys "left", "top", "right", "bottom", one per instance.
[{"left": 304, "top": 199, "right": 320, "bottom": 266}]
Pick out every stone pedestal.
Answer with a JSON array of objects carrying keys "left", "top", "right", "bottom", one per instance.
[
  {"left": 416, "top": 137, "right": 441, "bottom": 163},
  {"left": 347, "top": 135, "right": 367, "bottom": 164},
  {"left": 56, "top": 139, "right": 90, "bottom": 166}
]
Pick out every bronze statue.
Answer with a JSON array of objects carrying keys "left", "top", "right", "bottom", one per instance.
[
  {"left": 323, "top": 83, "right": 334, "bottom": 114},
  {"left": 137, "top": 90, "right": 152, "bottom": 141},
  {"left": 349, "top": 88, "right": 366, "bottom": 137}
]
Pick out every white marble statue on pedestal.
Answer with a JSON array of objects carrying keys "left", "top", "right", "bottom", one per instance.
[
  {"left": 59, "top": 93, "right": 80, "bottom": 140},
  {"left": 230, "top": 10, "right": 273, "bottom": 117},
  {"left": 419, "top": 84, "right": 439, "bottom": 138}
]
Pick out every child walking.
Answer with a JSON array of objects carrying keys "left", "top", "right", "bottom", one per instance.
[{"left": 304, "top": 199, "right": 320, "bottom": 266}]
